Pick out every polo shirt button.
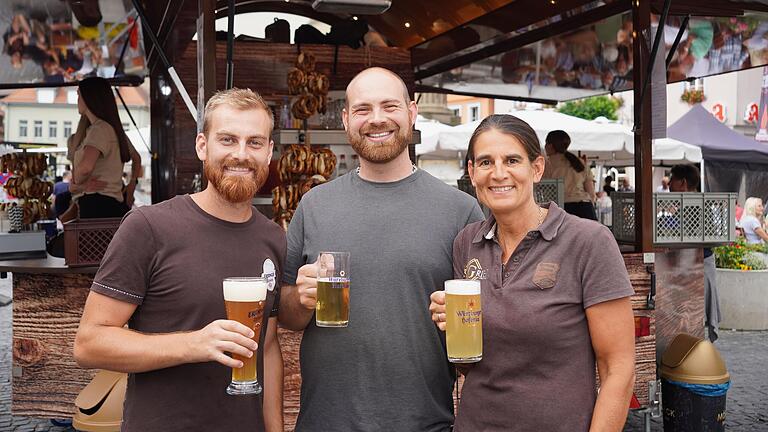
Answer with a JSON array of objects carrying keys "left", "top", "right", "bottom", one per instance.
[{"left": 513, "top": 257, "right": 520, "bottom": 263}]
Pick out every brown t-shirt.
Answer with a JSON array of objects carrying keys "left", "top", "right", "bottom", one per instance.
[
  {"left": 452, "top": 202, "right": 633, "bottom": 432},
  {"left": 90, "top": 195, "right": 285, "bottom": 432}
]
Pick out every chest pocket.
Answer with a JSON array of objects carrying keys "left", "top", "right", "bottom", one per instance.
[{"left": 532, "top": 262, "right": 559, "bottom": 290}]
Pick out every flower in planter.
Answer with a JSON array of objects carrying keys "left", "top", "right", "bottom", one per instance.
[{"left": 714, "top": 239, "right": 768, "bottom": 270}]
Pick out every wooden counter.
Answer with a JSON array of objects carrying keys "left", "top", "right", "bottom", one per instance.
[{"left": 1, "top": 257, "right": 98, "bottom": 418}]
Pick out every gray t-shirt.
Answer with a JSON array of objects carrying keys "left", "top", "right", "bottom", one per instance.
[{"left": 283, "top": 169, "right": 484, "bottom": 432}]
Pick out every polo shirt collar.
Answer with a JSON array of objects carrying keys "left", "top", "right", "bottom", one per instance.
[{"left": 472, "top": 202, "right": 568, "bottom": 243}]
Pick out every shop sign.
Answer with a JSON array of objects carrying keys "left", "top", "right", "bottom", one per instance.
[
  {"left": 745, "top": 102, "right": 759, "bottom": 124},
  {"left": 711, "top": 103, "right": 726, "bottom": 123}
]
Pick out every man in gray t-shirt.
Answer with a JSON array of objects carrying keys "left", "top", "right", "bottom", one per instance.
[{"left": 279, "top": 67, "right": 483, "bottom": 432}]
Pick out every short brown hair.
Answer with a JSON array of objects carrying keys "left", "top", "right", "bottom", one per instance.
[
  {"left": 467, "top": 114, "right": 542, "bottom": 163},
  {"left": 202, "top": 88, "right": 274, "bottom": 137}
]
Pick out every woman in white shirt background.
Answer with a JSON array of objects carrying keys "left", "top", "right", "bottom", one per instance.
[{"left": 741, "top": 197, "right": 768, "bottom": 244}]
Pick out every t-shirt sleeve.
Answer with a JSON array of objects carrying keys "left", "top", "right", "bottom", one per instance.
[
  {"left": 282, "top": 201, "right": 307, "bottom": 286},
  {"left": 270, "top": 231, "right": 287, "bottom": 317},
  {"left": 466, "top": 201, "right": 485, "bottom": 226},
  {"left": 90, "top": 209, "right": 155, "bottom": 305},
  {"left": 81, "top": 122, "right": 116, "bottom": 157},
  {"left": 452, "top": 231, "right": 467, "bottom": 279},
  {"left": 580, "top": 224, "right": 634, "bottom": 309}
]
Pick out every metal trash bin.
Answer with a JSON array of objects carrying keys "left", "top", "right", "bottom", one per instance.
[{"left": 660, "top": 333, "right": 730, "bottom": 432}]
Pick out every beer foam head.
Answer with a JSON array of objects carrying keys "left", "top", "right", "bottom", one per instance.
[
  {"left": 223, "top": 277, "right": 267, "bottom": 301},
  {"left": 445, "top": 279, "right": 481, "bottom": 295}
]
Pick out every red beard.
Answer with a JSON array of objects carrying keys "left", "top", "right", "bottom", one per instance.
[
  {"left": 204, "top": 156, "right": 268, "bottom": 204},
  {"left": 349, "top": 120, "right": 412, "bottom": 163}
]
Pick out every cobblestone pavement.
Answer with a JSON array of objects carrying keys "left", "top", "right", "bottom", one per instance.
[{"left": 2, "top": 276, "right": 767, "bottom": 431}]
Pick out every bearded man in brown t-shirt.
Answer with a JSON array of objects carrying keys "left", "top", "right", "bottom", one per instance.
[{"left": 74, "top": 89, "right": 285, "bottom": 432}]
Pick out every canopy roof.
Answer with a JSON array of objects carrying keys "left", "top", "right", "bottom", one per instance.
[
  {"left": 417, "top": 110, "right": 702, "bottom": 165},
  {"left": 667, "top": 104, "right": 768, "bottom": 164}
]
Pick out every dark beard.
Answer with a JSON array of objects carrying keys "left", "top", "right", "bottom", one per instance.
[
  {"left": 348, "top": 122, "right": 411, "bottom": 163},
  {"left": 204, "top": 157, "right": 268, "bottom": 204}
]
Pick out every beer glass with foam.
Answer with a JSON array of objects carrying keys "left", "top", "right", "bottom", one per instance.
[
  {"left": 445, "top": 279, "right": 482, "bottom": 363},
  {"left": 316, "top": 252, "right": 350, "bottom": 327},
  {"left": 223, "top": 277, "right": 267, "bottom": 395}
]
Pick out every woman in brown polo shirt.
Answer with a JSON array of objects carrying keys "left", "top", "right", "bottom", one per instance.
[{"left": 429, "top": 115, "right": 635, "bottom": 432}]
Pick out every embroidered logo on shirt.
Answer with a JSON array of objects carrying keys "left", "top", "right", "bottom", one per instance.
[
  {"left": 262, "top": 259, "right": 276, "bottom": 291},
  {"left": 532, "top": 262, "right": 559, "bottom": 289},
  {"left": 464, "top": 258, "right": 488, "bottom": 281}
]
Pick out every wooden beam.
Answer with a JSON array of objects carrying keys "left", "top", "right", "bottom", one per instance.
[
  {"left": 632, "top": 0, "right": 654, "bottom": 252},
  {"left": 197, "top": 0, "right": 217, "bottom": 132}
]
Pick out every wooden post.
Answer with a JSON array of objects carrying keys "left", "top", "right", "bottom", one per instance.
[
  {"left": 632, "top": 0, "right": 654, "bottom": 252},
  {"left": 196, "top": 0, "right": 217, "bottom": 132}
]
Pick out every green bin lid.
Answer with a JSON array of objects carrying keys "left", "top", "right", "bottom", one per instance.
[{"left": 660, "top": 333, "right": 729, "bottom": 385}]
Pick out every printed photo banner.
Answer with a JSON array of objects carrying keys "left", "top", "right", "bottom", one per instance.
[
  {"left": 0, "top": 0, "right": 146, "bottom": 87},
  {"left": 420, "top": 10, "right": 768, "bottom": 102}
]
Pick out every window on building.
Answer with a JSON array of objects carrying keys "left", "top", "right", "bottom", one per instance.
[
  {"left": 49, "top": 121, "right": 58, "bottom": 138},
  {"left": 469, "top": 104, "right": 481, "bottom": 122},
  {"left": 448, "top": 105, "right": 461, "bottom": 118},
  {"left": 34, "top": 120, "right": 43, "bottom": 138},
  {"left": 19, "top": 120, "right": 28, "bottom": 137},
  {"left": 63, "top": 121, "right": 72, "bottom": 137}
]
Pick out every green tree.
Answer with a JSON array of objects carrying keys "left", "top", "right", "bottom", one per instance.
[{"left": 557, "top": 96, "right": 622, "bottom": 120}]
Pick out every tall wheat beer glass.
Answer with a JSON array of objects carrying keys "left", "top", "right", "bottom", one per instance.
[
  {"left": 316, "top": 251, "right": 350, "bottom": 327},
  {"left": 445, "top": 279, "right": 482, "bottom": 363},
  {"left": 223, "top": 277, "right": 267, "bottom": 395}
]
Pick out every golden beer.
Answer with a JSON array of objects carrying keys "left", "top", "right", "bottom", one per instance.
[
  {"left": 223, "top": 277, "right": 267, "bottom": 395},
  {"left": 316, "top": 278, "right": 350, "bottom": 327},
  {"left": 445, "top": 279, "right": 482, "bottom": 363}
]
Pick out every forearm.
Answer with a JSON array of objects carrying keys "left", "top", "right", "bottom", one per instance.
[
  {"left": 589, "top": 366, "right": 634, "bottom": 432},
  {"left": 74, "top": 325, "right": 193, "bottom": 373},
  {"left": 263, "top": 335, "right": 284, "bottom": 432},
  {"left": 277, "top": 285, "right": 314, "bottom": 330}
]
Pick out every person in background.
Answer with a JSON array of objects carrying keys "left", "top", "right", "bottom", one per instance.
[
  {"left": 66, "top": 76, "right": 141, "bottom": 219},
  {"left": 618, "top": 177, "right": 634, "bottom": 192},
  {"left": 53, "top": 170, "right": 72, "bottom": 218},
  {"left": 669, "top": 164, "right": 720, "bottom": 342},
  {"left": 657, "top": 176, "right": 670, "bottom": 192},
  {"left": 742, "top": 197, "right": 768, "bottom": 244},
  {"left": 603, "top": 175, "right": 616, "bottom": 194},
  {"left": 430, "top": 114, "right": 635, "bottom": 431},
  {"left": 543, "top": 129, "right": 597, "bottom": 220}
]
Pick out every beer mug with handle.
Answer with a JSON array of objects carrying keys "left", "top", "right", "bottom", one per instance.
[
  {"left": 316, "top": 252, "right": 350, "bottom": 327},
  {"left": 223, "top": 277, "right": 267, "bottom": 395},
  {"left": 445, "top": 279, "right": 483, "bottom": 363}
]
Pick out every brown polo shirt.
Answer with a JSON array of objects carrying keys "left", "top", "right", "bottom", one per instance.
[{"left": 452, "top": 202, "right": 633, "bottom": 432}]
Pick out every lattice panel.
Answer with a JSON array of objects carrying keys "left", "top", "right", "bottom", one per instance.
[
  {"left": 654, "top": 199, "right": 681, "bottom": 240},
  {"left": 77, "top": 228, "right": 117, "bottom": 263},
  {"left": 534, "top": 183, "right": 558, "bottom": 205},
  {"left": 704, "top": 199, "right": 729, "bottom": 238},
  {"left": 682, "top": 205, "right": 702, "bottom": 239},
  {"left": 611, "top": 193, "right": 636, "bottom": 242}
]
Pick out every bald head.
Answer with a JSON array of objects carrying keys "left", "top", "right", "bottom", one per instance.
[{"left": 345, "top": 67, "right": 411, "bottom": 108}]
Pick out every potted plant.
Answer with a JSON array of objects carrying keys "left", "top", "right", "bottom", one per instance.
[
  {"left": 714, "top": 239, "right": 768, "bottom": 330},
  {"left": 680, "top": 88, "right": 706, "bottom": 105}
]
